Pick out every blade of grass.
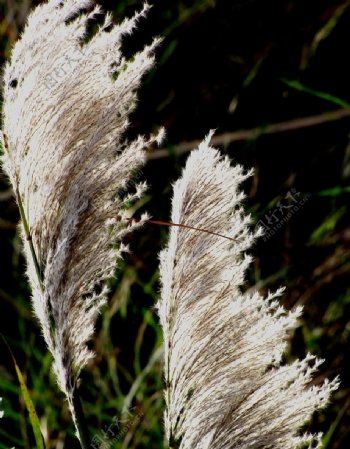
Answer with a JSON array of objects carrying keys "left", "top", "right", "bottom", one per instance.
[
  {"left": 1, "top": 336, "right": 45, "bottom": 449},
  {"left": 310, "top": 1, "right": 350, "bottom": 58},
  {"left": 310, "top": 206, "right": 346, "bottom": 242},
  {"left": 321, "top": 399, "right": 349, "bottom": 448},
  {"left": 122, "top": 346, "right": 163, "bottom": 417},
  {"left": 281, "top": 78, "right": 350, "bottom": 109},
  {"left": 315, "top": 186, "right": 350, "bottom": 196}
]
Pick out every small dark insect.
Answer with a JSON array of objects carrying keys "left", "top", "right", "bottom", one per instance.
[{"left": 9, "top": 79, "right": 18, "bottom": 88}]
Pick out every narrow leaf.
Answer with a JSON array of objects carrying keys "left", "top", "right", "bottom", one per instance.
[{"left": 3, "top": 338, "right": 45, "bottom": 449}]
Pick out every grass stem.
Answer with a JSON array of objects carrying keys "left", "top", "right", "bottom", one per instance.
[
  {"left": 15, "top": 187, "right": 90, "bottom": 448},
  {"left": 16, "top": 187, "right": 44, "bottom": 290},
  {"left": 71, "top": 388, "right": 90, "bottom": 449}
]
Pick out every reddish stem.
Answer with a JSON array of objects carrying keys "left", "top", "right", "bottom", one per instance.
[{"left": 118, "top": 216, "right": 236, "bottom": 242}]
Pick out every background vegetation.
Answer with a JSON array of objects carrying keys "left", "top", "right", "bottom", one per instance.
[{"left": 0, "top": 0, "right": 350, "bottom": 448}]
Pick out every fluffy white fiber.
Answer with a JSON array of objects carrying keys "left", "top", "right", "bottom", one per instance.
[
  {"left": 0, "top": 0, "right": 338, "bottom": 446},
  {"left": 0, "top": 0, "right": 160, "bottom": 435},
  {"left": 158, "top": 133, "right": 339, "bottom": 449}
]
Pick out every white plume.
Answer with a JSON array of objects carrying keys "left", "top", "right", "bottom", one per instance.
[
  {"left": 0, "top": 0, "right": 160, "bottom": 433},
  {"left": 157, "top": 133, "right": 339, "bottom": 449}
]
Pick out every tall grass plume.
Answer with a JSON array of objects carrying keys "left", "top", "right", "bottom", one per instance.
[
  {"left": 0, "top": 0, "right": 161, "bottom": 444},
  {"left": 157, "top": 133, "right": 339, "bottom": 449}
]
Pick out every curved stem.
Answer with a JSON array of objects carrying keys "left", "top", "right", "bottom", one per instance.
[
  {"left": 119, "top": 216, "right": 237, "bottom": 242},
  {"left": 71, "top": 388, "right": 90, "bottom": 449},
  {"left": 16, "top": 187, "right": 90, "bottom": 448},
  {"left": 16, "top": 187, "right": 44, "bottom": 291}
]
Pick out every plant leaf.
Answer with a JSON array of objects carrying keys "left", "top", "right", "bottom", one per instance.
[{"left": 3, "top": 337, "right": 45, "bottom": 449}]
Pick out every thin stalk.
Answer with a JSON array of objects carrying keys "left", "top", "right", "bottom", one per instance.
[
  {"left": 147, "top": 107, "right": 350, "bottom": 160},
  {"left": 15, "top": 187, "right": 90, "bottom": 449},
  {"left": 71, "top": 388, "right": 90, "bottom": 449},
  {"left": 16, "top": 187, "right": 44, "bottom": 290},
  {"left": 1, "top": 137, "right": 44, "bottom": 287},
  {"left": 119, "top": 216, "right": 237, "bottom": 242}
]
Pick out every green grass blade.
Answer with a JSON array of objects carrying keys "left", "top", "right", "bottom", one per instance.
[
  {"left": 310, "top": 206, "right": 346, "bottom": 242},
  {"left": 13, "top": 361, "right": 45, "bottom": 449},
  {"left": 321, "top": 401, "right": 348, "bottom": 448},
  {"left": 315, "top": 186, "right": 350, "bottom": 196},
  {"left": 310, "top": 1, "right": 350, "bottom": 57},
  {"left": 2, "top": 337, "right": 45, "bottom": 449},
  {"left": 281, "top": 78, "right": 350, "bottom": 109}
]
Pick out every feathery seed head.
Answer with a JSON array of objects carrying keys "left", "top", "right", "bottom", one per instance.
[
  {"left": 157, "top": 133, "right": 339, "bottom": 449},
  {"left": 1, "top": 0, "right": 161, "bottom": 402}
]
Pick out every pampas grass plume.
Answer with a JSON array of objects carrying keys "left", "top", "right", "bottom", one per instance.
[
  {"left": 0, "top": 0, "right": 161, "bottom": 443},
  {"left": 157, "top": 133, "right": 339, "bottom": 449}
]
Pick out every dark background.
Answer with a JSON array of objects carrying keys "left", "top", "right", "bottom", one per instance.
[{"left": 0, "top": 0, "right": 350, "bottom": 448}]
